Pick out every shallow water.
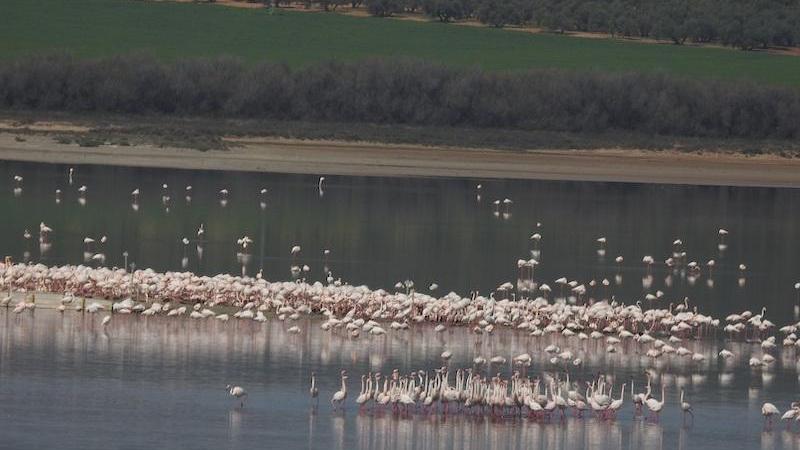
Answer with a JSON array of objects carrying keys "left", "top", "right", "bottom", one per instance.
[
  {"left": 2, "top": 160, "right": 800, "bottom": 449},
  {"left": 1, "top": 161, "right": 799, "bottom": 322},
  {"left": 2, "top": 310, "right": 800, "bottom": 450}
]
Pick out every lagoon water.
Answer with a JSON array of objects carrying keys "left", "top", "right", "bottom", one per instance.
[
  {"left": 1, "top": 160, "right": 800, "bottom": 449},
  {"left": 0, "top": 161, "right": 799, "bottom": 321},
  {"left": 3, "top": 311, "right": 800, "bottom": 450}
]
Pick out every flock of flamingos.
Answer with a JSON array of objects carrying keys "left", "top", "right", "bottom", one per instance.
[{"left": 4, "top": 169, "right": 800, "bottom": 431}]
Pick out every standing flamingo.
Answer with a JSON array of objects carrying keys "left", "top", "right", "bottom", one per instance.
[
  {"left": 226, "top": 385, "right": 248, "bottom": 408},
  {"left": 645, "top": 384, "right": 665, "bottom": 421},
  {"left": 309, "top": 372, "right": 319, "bottom": 406},
  {"left": 763, "top": 403, "right": 780, "bottom": 428},
  {"left": 331, "top": 371, "right": 348, "bottom": 410},
  {"left": 680, "top": 389, "right": 693, "bottom": 423}
]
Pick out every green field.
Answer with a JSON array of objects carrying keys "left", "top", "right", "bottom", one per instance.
[{"left": 2, "top": 0, "right": 800, "bottom": 86}]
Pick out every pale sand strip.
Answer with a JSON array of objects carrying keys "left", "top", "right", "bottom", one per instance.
[{"left": 1, "top": 134, "right": 799, "bottom": 188}]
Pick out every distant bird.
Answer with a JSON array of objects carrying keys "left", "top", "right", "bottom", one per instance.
[
  {"left": 310, "top": 372, "right": 319, "bottom": 404},
  {"left": 781, "top": 403, "right": 800, "bottom": 427},
  {"left": 763, "top": 403, "right": 780, "bottom": 427},
  {"left": 226, "top": 385, "right": 248, "bottom": 408},
  {"left": 331, "top": 371, "right": 348, "bottom": 410},
  {"left": 680, "top": 389, "right": 693, "bottom": 422},
  {"left": 102, "top": 315, "right": 111, "bottom": 327},
  {"left": 502, "top": 198, "right": 513, "bottom": 212},
  {"left": 645, "top": 384, "right": 665, "bottom": 420},
  {"left": 719, "top": 349, "right": 734, "bottom": 359}
]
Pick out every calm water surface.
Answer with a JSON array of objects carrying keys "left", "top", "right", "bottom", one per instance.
[
  {"left": 3, "top": 311, "right": 800, "bottom": 450},
  {"left": 1, "top": 161, "right": 799, "bottom": 321},
  {"left": 1, "top": 160, "right": 800, "bottom": 449}
]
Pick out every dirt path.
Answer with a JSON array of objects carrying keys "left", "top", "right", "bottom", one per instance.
[{"left": 1, "top": 134, "right": 799, "bottom": 187}]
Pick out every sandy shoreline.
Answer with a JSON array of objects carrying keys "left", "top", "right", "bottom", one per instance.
[{"left": 1, "top": 133, "right": 799, "bottom": 188}]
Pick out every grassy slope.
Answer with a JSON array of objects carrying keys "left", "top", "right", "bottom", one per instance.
[{"left": 2, "top": 0, "right": 800, "bottom": 86}]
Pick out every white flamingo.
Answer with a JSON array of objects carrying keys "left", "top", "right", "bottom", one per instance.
[
  {"left": 645, "top": 384, "right": 665, "bottom": 421},
  {"left": 309, "top": 372, "right": 319, "bottom": 405},
  {"left": 331, "top": 371, "right": 348, "bottom": 410},
  {"left": 226, "top": 385, "right": 247, "bottom": 408},
  {"left": 680, "top": 389, "right": 693, "bottom": 422}
]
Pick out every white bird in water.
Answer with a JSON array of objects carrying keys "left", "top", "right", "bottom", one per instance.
[
  {"left": 226, "top": 385, "right": 248, "bottom": 408},
  {"left": 763, "top": 403, "right": 780, "bottom": 427},
  {"left": 331, "top": 371, "right": 348, "bottom": 410},
  {"left": 102, "top": 315, "right": 111, "bottom": 327},
  {"left": 680, "top": 389, "right": 693, "bottom": 422},
  {"left": 310, "top": 372, "right": 319, "bottom": 405},
  {"left": 645, "top": 384, "right": 665, "bottom": 421}
]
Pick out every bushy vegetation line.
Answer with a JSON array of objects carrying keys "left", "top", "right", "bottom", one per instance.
[
  {"left": 347, "top": 0, "right": 800, "bottom": 50},
  {"left": 1, "top": 54, "right": 798, "bottom": 139}
]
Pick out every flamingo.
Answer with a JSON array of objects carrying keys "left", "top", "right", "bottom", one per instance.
[
  {"left": 310, "top": 372, "right": 319, "bottom": 405},
  {"left": 645, "top": 384, "right": 665, "bottom": 421},
  {"left": 680, "top": 389, "right": 693, "bottom": 423},
  {"left": 355, "top": 375, "right": 370, "bottom": 411},
  {"left": 331, "top": 371, "right": 348, "bottom": 410},
  {"left": 763, "top": 403, "right": 780, "bottom": 428},
  {"left": 781, "top": 403, "right": 800, "bottom": 429},
  {"left": 606, "top": 383, "right": 625, "bottom": 419},
  {"left": 226, "top": 385, "right": 247, "bottom": 408}
]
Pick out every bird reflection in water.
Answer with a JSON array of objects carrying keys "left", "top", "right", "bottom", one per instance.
[
  {"left": 227, "top": 409, "right": 243, "bottom": 446},
  {"left": 347, "top": 413, "right": 638, "bottom": 450},
  {"left": 331, "top": 415, "right": 345, "bottom": 450}
]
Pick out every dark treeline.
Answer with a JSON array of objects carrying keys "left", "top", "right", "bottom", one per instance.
[
  {"left": 1, "top": 54, "right": 799, "bottom": 139},
  {"left": 290, "top": 0, "right": 800, "bottom": 50}
]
